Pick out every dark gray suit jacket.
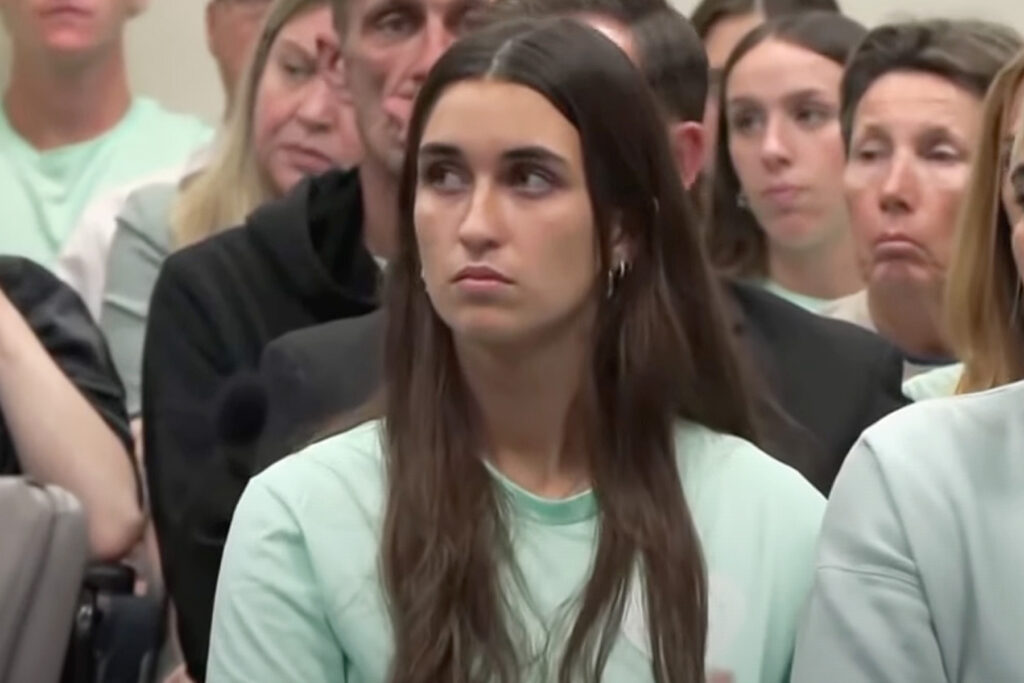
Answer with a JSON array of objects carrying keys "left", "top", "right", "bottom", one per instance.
[{"left": 248, "top": 282, "right": 907, "bottom": 494}]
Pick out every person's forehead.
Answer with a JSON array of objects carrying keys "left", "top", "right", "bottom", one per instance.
[
  {"left": 424, "top": 80, "right": 578, "bottom": 146},
  {"left": 853, "top": 71, "right": 981, "bottom": 132},
  {"left": 727, "top": 40, "right": 841, "bottom": 98}
]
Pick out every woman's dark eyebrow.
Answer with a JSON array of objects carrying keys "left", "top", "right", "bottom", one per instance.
[
  {"left": 418, "top": 142, "right": 462, "bottom": 160},
  {"left": 502, "top": 146, "right": 570, "bottom": 171},
  {"left": 782, "top": 88, "right": 835, "bottom": 106}
]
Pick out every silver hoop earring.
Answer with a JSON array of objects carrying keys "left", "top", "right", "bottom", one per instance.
[
  {"left": 606, "top": 261, "right": 630, "bottom": 299},
  {"left": 737, "top": 191, "right": 749, "bottom": 210}
]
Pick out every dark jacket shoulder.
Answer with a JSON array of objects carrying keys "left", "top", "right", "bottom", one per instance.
[{"left": 729, "top": 281, "right": 908, "bottom": 492}]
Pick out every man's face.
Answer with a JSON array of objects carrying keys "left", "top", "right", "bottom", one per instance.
[
  {"left": 337, "top": 0, "right": 486, "bottom": 176},
  {"left": 0, "top": 0, "right": 143, "bottom": 58},
  {"left": 206, "top": 0, "right": 274, "bottom": 104}
]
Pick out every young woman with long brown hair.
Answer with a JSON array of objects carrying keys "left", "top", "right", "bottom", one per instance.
[{"left": 207, "top": 17, "right": 823, "bottom": 683}]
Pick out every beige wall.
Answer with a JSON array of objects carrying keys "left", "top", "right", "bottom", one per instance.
[
  {"left": 2, "top": 0, "right": 1024, "bottom": 124},
  {"left": 0, "top": 0, "right": 223, "bottom": 122}
]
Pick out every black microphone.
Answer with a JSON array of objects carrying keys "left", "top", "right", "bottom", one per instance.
[{"left": 216, "top": 372, "right": 269, "bottom": 480}]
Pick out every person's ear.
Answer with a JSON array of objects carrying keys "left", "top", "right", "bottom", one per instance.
[
  {"left": 667, "top": 120, "right": 707, "bottom": 190},
  {"left": 609, "top": 217, "right": 635, "bottom": 267}
]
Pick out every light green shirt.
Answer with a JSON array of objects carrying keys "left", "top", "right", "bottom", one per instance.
[
  {"left": 901, "top": 362, "right": 963, "bottom": 402},
  {"left": 760, "top": 280, "right": 835, "bottom": 314},
  {"left": 792, "top": 380, "right": 1024, "bottom": 682},
  {"left": 0, "top": 98, "right": 210, "bottom": 267},
  {"left": 208, "top": 420, "right": 824, "bottom": 683},
  {"left": 99, "top": 181, "right": 178, "bottom": 416}
]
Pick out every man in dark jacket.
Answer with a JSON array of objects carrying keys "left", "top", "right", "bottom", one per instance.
[{"left": 141, "top": 0, "right": 488, "bottom": 677}]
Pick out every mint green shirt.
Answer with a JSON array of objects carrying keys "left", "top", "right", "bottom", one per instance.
[
  {"left": 208, "top": 420, "right": 824, "bottom": 683},
  {"left": 792, "top": 381, "right": 1024, "bottom": 682},
  {"left": 0, "top": 98, "right": 210, "bottom": 267}
]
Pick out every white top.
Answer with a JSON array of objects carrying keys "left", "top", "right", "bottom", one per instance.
[
  {"left": 793, "top": 380, "right": 1024, "bottom": 682},
  {"left": 55, "top": 144, "right": 211, "bottom": 319}
]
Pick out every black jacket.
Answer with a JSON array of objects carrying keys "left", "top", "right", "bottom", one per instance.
[
  {"left": 253, "top": 281, "right": 908, "bottom": 494},
  {"left": 0, "top": 257, "right": 133, "bottom": 475},
  {"left": 728, "top": 281, "right": 907, "bottom": 490},
  {"left": 141, "top": 170, "right": 377, "bottom": 680}
]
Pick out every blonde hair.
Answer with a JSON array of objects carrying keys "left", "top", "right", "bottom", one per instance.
[
  {"left": 946, "top": 49, "right": 1024, "bottom": 393},
  {"left": 171, "top": 0, "right": 330, "bottom": 248}
]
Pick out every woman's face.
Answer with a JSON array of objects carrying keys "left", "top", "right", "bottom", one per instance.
[
  {"left": 844, "top": 72, "right": 982, "bottom": 295},
  {"left": 725, "top": 39, "right": 849, "bottom": 254},
  {"left": 1007, "top": 93, "right": 1024, "bottom": 286},
  {"left": 414, "top": 79, "right": 606, "bottom": 349},
  {"left": 1000, "top": 79, "right": 1024, "bottom": 230},
  {"left": 252, "top": 5, "right": 363, "bottom": 195}
]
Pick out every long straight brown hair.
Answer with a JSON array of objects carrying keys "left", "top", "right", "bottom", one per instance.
[{"left": 382, "top": 17, "right": 758, "bottom": 683}]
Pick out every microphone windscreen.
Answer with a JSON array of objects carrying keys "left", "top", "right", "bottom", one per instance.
[{"left": 217, "top": 372, "right": 269, "bottom": 448}]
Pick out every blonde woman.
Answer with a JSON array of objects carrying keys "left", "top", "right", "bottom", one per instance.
[
  {"left": 903, "top": 51, "right": 1024, "bottom": 400},
  {"left": 100, "top": 0, "right": 362, "bottom": 417}
]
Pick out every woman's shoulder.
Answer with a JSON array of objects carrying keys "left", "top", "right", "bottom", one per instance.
[
  {"left": 674, "top": 422, "right": 822, "bottom": 504},
  {"left": 232, "top": 421, "right": 387, "bottom": 588},
  {"left": 673, "top": 421, "right": 824, "bottom": 548},
  {"left": 243, "top": 420, "right": 387, "bottom": 524},
  {"left": 252, "top": 420, "right": 386, "bottom": 505},
  {"left": 856, "top": 380, "right": 1024, "bottom": 487}
]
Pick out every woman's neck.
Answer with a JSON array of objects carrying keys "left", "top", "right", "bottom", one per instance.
[
  {"left": 767, "top": 222, "right": 862, "bottom": 301},
  {"left": 3, "top": 44, "right": 131, "bottom": 151},
  {"left": 458, "top": 324, "right": 591, "bottom": 499},
  {"left": 868, "top": 281, "right": 953, "bottom": 361}
]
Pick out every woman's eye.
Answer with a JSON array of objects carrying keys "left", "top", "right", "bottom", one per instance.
[
  {"left": 729, "top": 110, "right": 762, "bottom": 135},
  {"left": 421, "top": 163, "right": 468, "bottom": 193},
  {"left": 794, "top": 106, "right": 830, "bottom": 128},
  {"left": 281, "top": 60, "right": 313, "bottom": 80},
  {"left": 925, "top": 144, "right": 962, "bottom": 163},
  {"left": 508, "top": 165, "right": 556, "bottom": 195},
  {"left": 852, "top": 143, "right": 885, "bottom": 163}
]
